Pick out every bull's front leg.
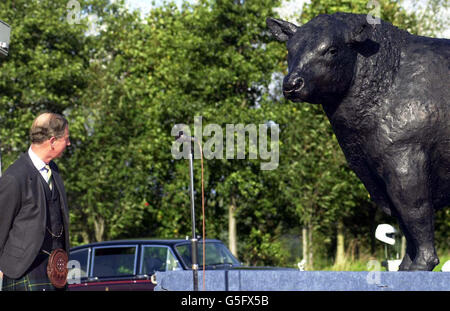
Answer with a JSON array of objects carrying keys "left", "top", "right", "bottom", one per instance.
[{"left": 382, "top": 145, "right": 439, "bottom": 271}]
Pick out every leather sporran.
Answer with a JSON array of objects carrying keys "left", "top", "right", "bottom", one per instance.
[{"left": 46, "top": 248, "right": 68, "bottom": 288}]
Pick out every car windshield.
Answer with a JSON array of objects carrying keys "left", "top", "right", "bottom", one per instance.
[{"left": 175, "top": 242, "right": 240, "bottom": 268}]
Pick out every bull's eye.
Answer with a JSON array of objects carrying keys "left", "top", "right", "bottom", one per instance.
[{"left": 326, "top": 46, "right": 338, "bottom": 56}]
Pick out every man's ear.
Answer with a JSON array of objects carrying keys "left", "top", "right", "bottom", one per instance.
[
  {"left": 266, "top": 17, "right": 298, "bottom": 42},
  {"left": 49, "top": 136, "right": 56, "bottom": 148},
  {"left": 346, "top": 22, "right": 372, "bottom": 45}
]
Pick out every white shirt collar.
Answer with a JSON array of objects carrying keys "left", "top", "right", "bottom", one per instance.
[{"left": 28, "top": 146, "right": 47, "bottom": 171}]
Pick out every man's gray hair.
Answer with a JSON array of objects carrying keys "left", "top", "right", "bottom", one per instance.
[{"left": 30, "top": 112, "right": 68, "bottom": 144}]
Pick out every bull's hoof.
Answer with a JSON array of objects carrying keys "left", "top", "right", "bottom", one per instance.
[
  {"left": 398, "top": 254, "right": 413, "bottom": 271},
  {"left": 408, "top": 256, "right": 439, "bottom": 271},
  {"left": 398, "top": 261, "right": 411, "bottom": 271}
]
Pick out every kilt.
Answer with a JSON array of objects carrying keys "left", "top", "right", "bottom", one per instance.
[{"left": 2, "top": 253, "right": 66, "bottom": 291}]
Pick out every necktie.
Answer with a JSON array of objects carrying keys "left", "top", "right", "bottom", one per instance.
[{"left": 45, "top": 164, "right": 53, "bottom": 190}]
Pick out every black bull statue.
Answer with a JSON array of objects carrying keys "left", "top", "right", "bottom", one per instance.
[{"left": 267, "top": 12, "right": 449, "bottom": 271}]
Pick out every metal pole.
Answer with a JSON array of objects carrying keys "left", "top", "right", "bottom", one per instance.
[{"left": 188, "top": 148, "right": 198, "bottom": 291}]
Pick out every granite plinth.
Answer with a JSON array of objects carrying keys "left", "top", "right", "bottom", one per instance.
[{"left": 154, "top": 270, "right": 450, "bottom": 291}]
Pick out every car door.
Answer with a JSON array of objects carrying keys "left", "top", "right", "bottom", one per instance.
[
  {"left": 86, "top": 244, "right": 138, "bottom": 291},
  {"left": 131, "top": 245, "right": 182, "bottom": 290},
  {"left": 67, "top": 247, "right": 91, "bottom": 290}
]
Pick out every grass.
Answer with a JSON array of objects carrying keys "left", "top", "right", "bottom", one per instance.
[
  {"left": 434, "top": 253, "right": 450, "bottom": 272},
  {"left": 314, "top": 251, "right": 450, "bottom": 271}
]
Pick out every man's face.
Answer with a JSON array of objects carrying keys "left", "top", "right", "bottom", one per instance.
[{"left": 51, "top": 126, "right": 71, "bottom": 158}]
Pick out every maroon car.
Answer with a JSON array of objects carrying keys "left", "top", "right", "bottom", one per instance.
[{"left": 68, "top": 239, "right": 241, "bottom": 291}]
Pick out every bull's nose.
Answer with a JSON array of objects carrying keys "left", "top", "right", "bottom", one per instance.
[{"left": 283, "top": 75, "right": 304, "bottom": 93}]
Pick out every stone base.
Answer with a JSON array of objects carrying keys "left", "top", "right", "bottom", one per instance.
[{"left": 155, "top": 270, "right": 450, "bottom": 291}]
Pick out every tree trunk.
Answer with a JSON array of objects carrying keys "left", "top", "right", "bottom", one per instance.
[
  {"left": 335, "top": 220, "right": 346, "bottom": 268},
  {"left": 94, "top": 216, "right": 105, "bottom": 242},
  {"left": 401, "top": 235, "right": 406, "bottom": 259},
  {"left": 229, "top": 196, "right": 237, "bottom": 257},
  {"left": 302, "top": 227, "right": 308, "bottom": 269},
  {"left": 302, "top": 225, "right": 314, "bottom": 270},
  {"left": 81, "top": 231, "right": 90, "bottom": 244},
  {"left": 308, "top": 224, "right": 314, "bottom": 270}
]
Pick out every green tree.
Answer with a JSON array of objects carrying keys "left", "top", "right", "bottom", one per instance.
[
  {"left": 66, "top": 0, "right": 162, "bottom": 244},
  {"left": 0, "top": 0, "right": 95, "bottom": 170},
  {"left": 406, "top": 0, "right": 449, "bottom": 37},
  {"left": 3, "top": 0, "right": 444, "bottom": 268},
  {"left": 140, "top": 0, "right": 292, "bottom": 264}
]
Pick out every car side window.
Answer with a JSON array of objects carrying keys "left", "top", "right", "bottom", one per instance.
[
  {"left": 69, "top": 248, "right": 90, "bottom": 278},
  {"left": 140, "top": 246, "right": 181, "bottom": 275},
  {"left": 175, "top": 242, "right": 241, "bottom": 267},
  {"left": 92, "top": 246, "right": 137, "bottom": 278}
]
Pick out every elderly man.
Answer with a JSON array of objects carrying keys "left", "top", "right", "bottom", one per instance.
[{"left": 0, "top": 112, "right": 71, "bottom": 291}]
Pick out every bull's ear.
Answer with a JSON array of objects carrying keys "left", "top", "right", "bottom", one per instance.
[
  {"left": 266, "top": 17, "right": 298, "bottom": 42},
  {"left": 346, "top": 22, "right": 372, "bottom": 44}
]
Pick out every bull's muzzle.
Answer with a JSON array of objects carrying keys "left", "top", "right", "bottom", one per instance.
[{"left": 283, "top": 74, "right": 304, "bottom": 96}]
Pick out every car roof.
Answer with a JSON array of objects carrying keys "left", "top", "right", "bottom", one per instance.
[{"left": 70, "top": 238, "right": 224, "bottom": 251}]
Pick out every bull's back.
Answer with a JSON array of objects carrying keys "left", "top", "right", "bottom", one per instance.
[
  {"left": 374, "top": 35, "right": 449, "bottom": 209},
  {"left": 402, "top": 35, "right": 450, "bottom": 209},
  {"left": 399, "top": 35, "right": 449, "bottom": 105}
]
